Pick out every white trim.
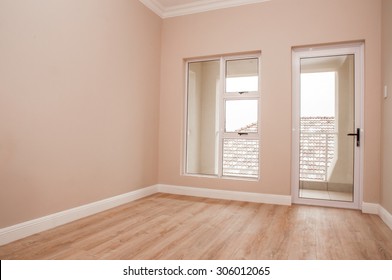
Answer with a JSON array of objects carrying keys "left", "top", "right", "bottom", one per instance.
[
  {"left": 0, "top": 184, "right": 290, "bottom": 246},
  {"left": 139, "top": 0, "right": 271, "bottom": 18},
  {"left": 2, "top": 183, "right": 391, "bottom": 246},
  {"left": 362, "top": 203, "right": 392, "bottom": 231},
  {"left": 361, "top": 202, "right": 380, "bottom": 215},
  {"left": 0, "top": 186, "right": 157, "bottom": 246},
  {"left": 157, "top": 184, "right": 292, "bottom": 205},
  {"left": 138, "top": 0, "right": 165, "bottom": 17},
  {"left": 218, "top": 56, "right": 224, "bottom": 178},
  {"left": 379, "top": 206, "right": 392, "bottom": 231},
  {"left": 291, "top": 42, "right": 364, "bottom": 210},
  {"left": 291, "top": 49, "right": 301, "bottom": 203}
]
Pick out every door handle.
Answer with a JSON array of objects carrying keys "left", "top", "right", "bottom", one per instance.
[{"left": 347, "top": 128, "right": 360, "bottom": 147}]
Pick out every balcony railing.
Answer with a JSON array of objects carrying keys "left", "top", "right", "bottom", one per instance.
[{"left": 300, "top": 117, "right": 336, "bottom": 181}]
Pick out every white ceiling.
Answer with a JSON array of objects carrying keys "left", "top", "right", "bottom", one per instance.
[{"left": 139, "top": 0, "right": 271, "bottom": 18}]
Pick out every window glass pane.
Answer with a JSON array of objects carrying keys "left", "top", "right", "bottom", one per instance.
[
  {"left": 226, "top": 58, "right": 258, "bottom": 93},
  {"left": 223, "top": 139, "right": 259, "bottom": 178},
  {"left": 186, "top": 60, "right": 220, "bottom": 176},
  {"left": 225, "top": 100, "right": 258, "bottom": 132}
]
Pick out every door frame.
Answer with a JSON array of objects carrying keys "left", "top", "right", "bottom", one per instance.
[{"left": 291, "top": 42, "right": 364, "bottom": 209}]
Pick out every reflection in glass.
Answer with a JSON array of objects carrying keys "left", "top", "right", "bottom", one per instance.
[
  {"left": 186, "top": 60, "right": 220, "bottom": 176},
  {"left": 226, "top": 58, "right": 258, "bottom": 93}
]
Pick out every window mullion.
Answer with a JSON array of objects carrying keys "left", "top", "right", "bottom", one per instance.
[{"left": 217, "top": 56, "right": 225, "bottom": 178}]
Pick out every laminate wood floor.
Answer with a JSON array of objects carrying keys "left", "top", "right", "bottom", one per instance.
[{"left": 1, "top": 193, "right": 392, "bottom": 260}]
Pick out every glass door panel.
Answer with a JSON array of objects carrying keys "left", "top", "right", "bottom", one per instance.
[{"left": 299, "top": 55, "right": 355, "bottom": 202}]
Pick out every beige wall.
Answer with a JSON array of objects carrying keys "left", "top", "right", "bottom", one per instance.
[
  {"left": 382, "top": 0, "right": 392, "bottom": 214},
  {"left": 0, "top": 0, "right": 162, "bottom": 228},
  {"left": 0, "top": 0, "right": 386, "bottom": 230},
  {"left": 329, "top": 56, "right": 355, "bottom": 186},
  {"left": 159, "top": 0, "right": 382, "bottom": 201}
]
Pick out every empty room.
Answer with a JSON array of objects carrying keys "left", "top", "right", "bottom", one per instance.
[{"left": 1, "top": 0, "right": 392, "bottom": 262}]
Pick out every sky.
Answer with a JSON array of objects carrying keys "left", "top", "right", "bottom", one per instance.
[
  {"left": 225, "top": 76, "right": 258, "bottom": 132},
  {"left": 223, "top": 71, "right": 336, "bottom": 132},
  {"left": 300, "top": 72, "right": 336, "bottom": 117}
]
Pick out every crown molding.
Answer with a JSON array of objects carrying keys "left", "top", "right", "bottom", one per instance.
[
  {"left": 139, "top": 0, "right": 165, "bottom": 17},
  {"left": 139, "top": 0, "right": 271, "bottom": 19}
]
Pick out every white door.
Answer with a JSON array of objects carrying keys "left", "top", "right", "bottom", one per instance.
[{"left": 292, "top": 43, "right": 364, "bottom": 209}]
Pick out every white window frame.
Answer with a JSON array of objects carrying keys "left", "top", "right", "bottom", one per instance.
[
  {"left": 291, "top": 43, "right": 364, "bottom": 209},
  {"left": 184, "top": 53, "right": 261, "bottom": 180}
]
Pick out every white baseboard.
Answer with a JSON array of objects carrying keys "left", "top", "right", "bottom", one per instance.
[
  {"left": 2, "top": 183, "right": 391, "bottom": 246},
  {"left": 379, "top": 206, "right": 392, "bottom": 231},
  {"left": 362, "top": 202, "right": 380, "bottom": 215},
  {"left": 157, "top": 184, "right": 292, "bottom": 206},
  {"left": 0, "top": 185, "right": 157, "bottom": 246},
  {"left": 0, "top": 184, "right": 291, "bottom": 245},
  {"left": 362, "top": 202, "right": 392, "bottom": 231}
]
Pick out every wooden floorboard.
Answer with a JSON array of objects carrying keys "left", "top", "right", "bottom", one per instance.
[{"left": 1, "top": 193, "right": 392, "bottom": 260}]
